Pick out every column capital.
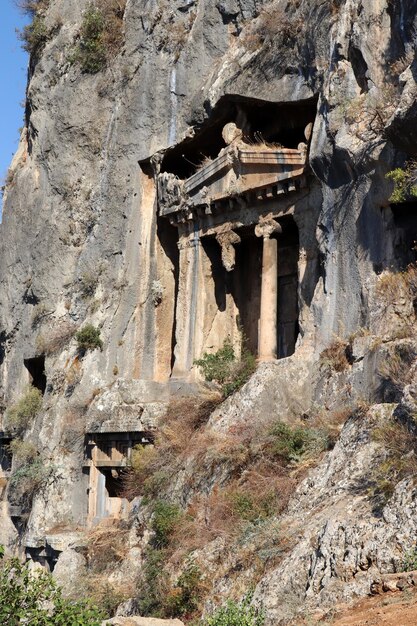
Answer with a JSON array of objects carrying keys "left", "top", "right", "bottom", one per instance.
[
  {"left": 216, "top": 230, "right": 241, "bottom": 272},
  {"left": 255, "top": 217, "right": 282, "bottom": 239}
]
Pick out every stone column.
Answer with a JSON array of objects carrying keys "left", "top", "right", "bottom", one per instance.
[
  {"left": 255, "top": 218, "right": 282, "bottom": 361},
  {"left": 171, "top": 225, "right": 201, "bottom": 378}
]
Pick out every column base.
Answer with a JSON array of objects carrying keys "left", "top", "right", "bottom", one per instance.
[{"left": 257, "top": 355, "right": 278, "bottom": 363}]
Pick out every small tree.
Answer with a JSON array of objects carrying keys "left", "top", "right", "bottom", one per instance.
[
  {"left": 76, "top": 324, "right": 103, "bottom": 353},
  {"left": 195, "top": 338, "right": 256, "bottom": 397},
  {"left": 386, "top": 164, "right": 417, "bottom": 203},
  {"left": 0, "top": 549, "right": 104, "bottom": 625}
]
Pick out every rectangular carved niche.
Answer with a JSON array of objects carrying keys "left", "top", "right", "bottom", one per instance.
[{"left": 84, "top": 432, "right": 151, "bottom": 525}]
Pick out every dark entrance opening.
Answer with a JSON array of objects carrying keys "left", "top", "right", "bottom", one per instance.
[
  {"left": 275, "top": 217, "right": 299, "bottom": 358},
  {"left": 232, "top": 228, "right": 263, "bottom": 355},
  {"left": 391, "top": 202, "right": 417, "bottom": 269},
  {"left": 101, "top": 468, "right": 125, "bottom": 498},
  {"left": 202, "top": 217, "right": 299, "bottom": 359},
  {"left": 24, "top": 356, "right": 47, "bottom": 395},
  {"left": 0, "top": 436, "right": 12, "bottom": 473},
  {"left": 202, "top": 236, "right": 228, "bottom": 313}
]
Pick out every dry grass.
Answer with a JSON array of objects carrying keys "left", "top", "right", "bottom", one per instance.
[
  {"left": 241, "top": 1, "right": 304, "bottom": 52},
  {"left": 35, "top": 321, "right": 77, "bottom": 355},
  {"left": 122, "top": 395, "right": 223, "bottom": 500},
  {"left": 378, "top": 343, "right": 417, "bottom": 401},
  {"left": 320, "top": 338, "right": 352, "bottom": 372},
  {"left": 85, "top": 522, "right": 132, "bottom": 573},
  {"left": 15, "top": 0, "right": 49, "bottom": 15},
  {"left": 372, "top": 417, "right": 417, "bottom": 503},
  {"left": 126, "top": 395, "right": 350, "bottom": 616},
  {"left": 376, "top": 264, "right": 417, "bottom": 315},
  {"left": 389, "top": 49, "right": 415, "bottom": 77},
  {"left": 100, "top": 0, "right": 126, "bottom": 55}
]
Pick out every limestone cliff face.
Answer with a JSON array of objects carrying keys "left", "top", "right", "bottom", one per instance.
[{"left": 1, "top": 0, "right": 417, "bottom": 623}]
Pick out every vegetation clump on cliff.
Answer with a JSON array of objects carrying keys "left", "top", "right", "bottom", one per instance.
[
  {"left": 76, "top": 324, "right": 103, "bottom": 352},
  {"left": 5, "top": 386, "right": 42, "bottom": 434},
  {"left": 16, "top": 1, "right": 53, "bottom": 57},
  {"left": 386, "top": 164, "right": 417, "bottom": 203},
  {"left": 71, "top": 0, "right": 126, "bottom": 73},
  {"left": 120, "top": 395, "right": 342, "bottom": 619},
  {"left": 0, "top": 545, "right": 104, "bottom": 625},
  {"left": 195, "top": 338, "right": 256, "bottom": 397}
]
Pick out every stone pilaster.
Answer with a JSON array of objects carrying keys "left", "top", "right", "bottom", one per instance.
[{"left": 171, "top": 227, "right": 201, "bottom": 377}]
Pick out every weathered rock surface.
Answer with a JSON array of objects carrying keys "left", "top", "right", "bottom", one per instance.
[
  {"left": 103, "top": 617, "right": 184, "bottom": 626},
  {"left": 1, "top": 0, "right": 417, "bottom": 623}
]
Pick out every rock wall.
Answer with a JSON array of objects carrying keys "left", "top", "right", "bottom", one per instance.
[{"left": 1, "top": 0, "right": 417, "bottom": 622}]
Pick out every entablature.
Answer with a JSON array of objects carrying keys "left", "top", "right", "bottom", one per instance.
[{"left": 158, "top": 142, "right": 308, "bottom": 221}]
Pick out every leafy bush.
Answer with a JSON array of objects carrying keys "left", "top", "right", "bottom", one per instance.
[
  {"left": 151, "top": 500, "right": 183, "bottom": 548},
  {"left": 386, "top": 165, "right": 417, "bottom": 203},
  {"left": 403, "top": 546, "right": 417, "bottom": 572},
  {"left": 76, "top": 324, "right": 103, "bottom": 352},
  {"left": 5, "top": 386, "right": 43, "bottom": 434},
  {"left": 73, "top": 6, "right": 106, "bottom": 73},
  {"left": 195, "top": 338, "right": 256, "bottom": 397},
  {"left": 204, "top": 593, "right": 264, "bottom": 626},
  {"left": 268, "top": 421, "right": 329, "bottom": 464},
  {"left": 71, "top": 0, "right": 126, "bottom": 73},
  {"left": 0, "top": 549, "right": 104, "bottom": 625},
  {"left": 17, "top": 15, "right": 49, "bottom": 55},
  {"left": 165, "top": 562, "right": 204, "bottom": 618},
  {"left": 9, "top": 455, "right": 52, "bottom": 511}
]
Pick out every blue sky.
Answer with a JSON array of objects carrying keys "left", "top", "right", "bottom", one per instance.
[{"left": 0, "top": 2, "right": 29, "bottom": 183}]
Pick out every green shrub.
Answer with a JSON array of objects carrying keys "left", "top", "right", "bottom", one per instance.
[
  {"left": 0, "top": 549, "right": 104, "bottom": 625},
  {"left": 195, "top": 338, "right": 256, "bottom": 397},
  {"left": 71, "top": 1, "right": 126, "bottom": 73},
  {"left": 164, "top": 562, "right": 203, "bottom": 618},
  {"left": 5, "top": 386, "right": 43, "bottom": 434},
  {"left": 268, "top": 421, "right": 329, "bottom": 464},
  {"left": 204, "top": 593, "right": 264, "bottom": 626},
  {"left": 386, "top": 165, "right": 417, "bottom": 203},
  {"left": 151, "top": 500, "right": 183, "bottom": 548},
  {"left": 136, "top": 546, "right": 169, "bottom": 616},
  {"left": 9, "top": 456, "right": 51, "bottom": 510},
  {"left": 403, "top": 546, "right": 417, "bottom": 572},
  {"left": 74, "top": 6, "right": 106, "bottom": 73},
  {"left": 75, "top": 324, "right": 103, "bottom": 352},
  {"left": 18, "top": 15, "right": 49, "bottom": 55}
]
